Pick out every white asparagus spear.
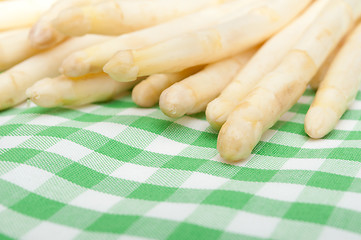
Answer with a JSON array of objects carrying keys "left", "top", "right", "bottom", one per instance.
[
  {"left": 218, "top": 0, "right": 358, "bottom": 162},
  {"left": 0, "top": 0, "right": 56, "bottom": 31},
  {"left": 0, "top": 28, "right": 42, "bottom": 71},
  {"left": 308, "top": 44, "right": 342, "bottom": 90},
  {"left": 308, "top": 24, "right": 356, "bottom": 90},
  {"left": 103, "top": 0, "right": 312, "bottom": 82},
  {"left": 53, "top": 0, "right": 235, "bottom": 36},
  {"left": 132, "top": 66, "right": 202, "bottom": 108},
  {"left": 26, "top": 73, "right": 139, "bottom": 107},
  {"left": 159, "top": 47, "right": 257, "bottom": 118},
  {"left": 29, "top": 0, "right": 104, "bottom": 49},
  {"left": 305, "top": 22, "right": 361, "bottom": 138},
  {"left": 206, "top": 0, "right": 329, "bottom": 130},
  {"left": 0, "top": 35, "right": 111, "bottom": 110},
  {"left": 60, "top": 0, "right": 265, "bottom": 77}
]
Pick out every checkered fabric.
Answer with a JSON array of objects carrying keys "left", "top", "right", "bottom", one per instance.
[{"left": 0, "top": 88, "right": 360, "bottom": 240}]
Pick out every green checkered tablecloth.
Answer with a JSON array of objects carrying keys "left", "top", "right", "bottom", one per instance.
[{"left": 0, "top": 88, "right": 361, "bottom": 240}]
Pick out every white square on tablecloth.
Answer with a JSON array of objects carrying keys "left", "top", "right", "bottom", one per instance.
[
  {"left": 146, "top": 136, "right": 188, "bottom": 156},
  {"left": 210, "top": 154, "right": 224, "bottom": 163},
  {"left": 256, "top": 182, "right": 304, "bottom": 202},
  {"left": 69, "top": 104, "right": 99, "bottom": 113},
  {"left": 356, "top": 168, "right": 361, "bottom": 178},
  {"left": 110, "top": 163, "right": 157, "bottom": 182},
  {"left": 260, "top": 129, "right": 277, "bottom": 142},
  {"left": 0, "top": 115, "right": 14, "bottom": 125},
  {"left": 28, "top": 115, "right": 68, "bottom": 126},
  {"left": 117, "top": 108, "right": 156, "bottom": 116},
  {"left": 333, "top": 119, "right": 358, "bottom": 131},
  {"left": 84, "top": 122, "right": 127, "bottom": 138},
  {"left": 319, "top": 227, "right": 361, "bottom": 240},
  {"left": 145, "top": 202, "right": 198, "bottom": 221},
  {"left": 349, "top": 100, "right": 361, "bottom": 110},
  {"left": 70, "top": 189, "right": 122, "bottom": 212},
  {"left": 0, "top": 136, "right": 31, "bottom": 149},
  {"left": 47, "top": 140, "right": 93, "bottom": 161},
  {"left": 22, "top": 221, "right": 80, "bottom": 240},
  {"left": 118, "top": 235, "right": 153, "bottom": 240},
  {"left": 175, "top": 116, "right": 209, "bottom": 132},
  {"left": 226, "top": 211, "right": 280, "bottom": 238},
  {"left": 302, "top": 139, "right": 341, "bottom": 149},
  {"left": 279, "top": 112, "right": 296, "bottom": 122},
  {"left": 297, "top": 96, "right": 313, "bottom": 104},
  {"left": 0, "top": 204, "right": 6, "bottom": 212},
  {"left": 180, "top": 172, "right": 228, "bottom": 190},
  {"left": 281, "top": 158, "right": 324, "bottom": 171},
  {"left": 337, "top": 192, "right": 361, "bottom": 212},
  {"left": 1, "top": 165, "right": 53, "bottom": 191}
]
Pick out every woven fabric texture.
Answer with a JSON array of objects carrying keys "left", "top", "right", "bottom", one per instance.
[{"left": 0, "top": 88, "right": 361, "bottom": 240}]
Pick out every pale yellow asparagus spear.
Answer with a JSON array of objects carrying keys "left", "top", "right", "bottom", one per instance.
[
  {"left": 26, "top": 73, "right": 139, "bottom": 107},
  {"left": 0, "top": 28, "right": 41, "bottom": 71},
  {"left": 308, "top": 24, "right": 356, "bottom": 89},
  {"left": 53, "top": 0, "right": 235, "bottom": 36},
  {"left": 205, "top": 0, "right": 329, "bottom": 130},
  {"left": 0, "top": 35, "right": 110, "bottom": 110},
  {"left": 0, "top": 0, "right": 56, "bottom": 31},
  {"left": 132, "top": 66, "right": 202, "bottom": 108},
  {"left": 60, "top": 0, "right": 264, "bottom": 77},
  {"left": 29, "top": 0, "right": 104, "bottom": 49},
  {"left": 308, "top": 44, "right": 342, "bottom": 90},
  {"left": 159, "top": 47, "right": 257, "bottom": 118},
  {"left": 218, "top": 0, "right": 359, "bottom": 162},
  {"left": 305, "top": 22, "right": 361, "bottom": 138},
  {"left": 104, "top": 0, "right": 312, "bottom": 82}
]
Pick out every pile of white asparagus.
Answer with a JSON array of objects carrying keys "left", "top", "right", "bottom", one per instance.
[{"left": 1, "top": 0, "right": 361, "bottom": 162}]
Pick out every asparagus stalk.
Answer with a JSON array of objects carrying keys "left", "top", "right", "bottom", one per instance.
[
  {"left": 206, "top": 0, "right": 329, "bottom": 130},
  {"left": 60, "top": 0, "right": 263, "bottom": 77},
  {"left": 0, "top": 35, "right": 111, "bottom": 110},
  {"left": 53, "top": 0, "right": 236, "bottom": 36},
  {"left": 305, "top": 21, "right": 361, "bottom": 138},
  {"left": 29, "top": 0, "right": 104, "bottom": 49},
  {"left": 218, "top": 0, "right": 359, "bottom": 161},
  {"left": 27, "top": 73, "right": 139, "bottom": 107},
  {"left": 132, "top": 67, "right": 202, "bottom": 108},
  {"left": 159, "top": 47, "right": 257, "bottom": 118},
  {"left": 103, "top": 0, "right": 312, "bottom": 82},
  {"left": 0, "top": 28, "right": 41, "bottom": 71},
  {"left": 0, "top": 0, "right": 56, "bottom": 31}
]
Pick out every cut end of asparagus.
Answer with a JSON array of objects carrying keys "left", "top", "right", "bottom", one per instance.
[
  {"left": 52, "top": 8, "right": 90, "bottom": 36},
  {"left": 26, "top": 78, "right": 63, "bottom": 108},
  {"left": 304, "top": 106, "right": 337, "bottom": 139},
  {"left": 132, "top": 81, "right": 159, "bottom": 108},
  {"left": 29, "top": 22, "right": 63, "bottom": 49},
  {"left": 206, "top": 98, "right": 233, "bottom": 131},
  {"left": 159, "top": 84, "right": 195, "bottom": 118},
  {"left": 217, "top": 101, "right": 264, "bottom": 162},
  {"left": 217, "top": 120, "right": 254, "bottom": 162},
  {"left": 60, "top": 52, "right": 92, "bottom": 77},
  {"left": 103, "top": 50, "right": 139, "bottom": 82}
]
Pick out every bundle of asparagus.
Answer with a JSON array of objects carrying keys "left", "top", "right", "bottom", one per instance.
[{"left": 1, "top": 0, "right": 361, "bottom": 162}]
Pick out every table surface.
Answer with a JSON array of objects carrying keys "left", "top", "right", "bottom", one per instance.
[{"left": 0, "top": 88, "right": 361, "bottom": 240}]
